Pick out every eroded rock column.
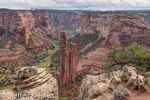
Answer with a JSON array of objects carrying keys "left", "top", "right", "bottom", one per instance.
[
  {"left": 69, "top": 42, "right": 77, "bottom": 82},
  {"left": 59, "top": 32, "right": 70, "bottom": 87}
]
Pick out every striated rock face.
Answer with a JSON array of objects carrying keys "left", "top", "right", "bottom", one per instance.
[
  {"left": 48, "top": 11, "right": 80, "bottom": 27},
  {"left": 59, "top": 32, "right": 77, "bottom": 87},
  {"left": 80, "top": 11, "right": 150, "bottom": 47},
  {"left": 0, "top": 11, "right": 50, "bottom": 45},
  {"left": 10, "top": 66, "right": 59, "bottom": 100},
  {"left": 59, "top": 32, "right": 70, "bottom": 87},
  {"left": 69, "top": 42, "right": 77, "bottom": 82},
  {"left": 77, "top": 11, "right": 150, "bottom": 74},
  {"left": 0, "top": 11, "right": 60, "bottom": 60}
]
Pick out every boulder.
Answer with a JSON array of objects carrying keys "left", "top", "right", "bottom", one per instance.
[
  {"left": 145, "top": 77, "right": 150, "bottom": 87},
  {"left": 88, "top": 82, "right": 111, "bottom": 99},
  {"left": 109, "top": 70, "right": 123, "bottom": 90},
  {"left": 137, "top": 75, "right": 146, "bottom": 92},
  {"left": 123, "top": 66, "right": 138, "bottom": 89},
  {"left": 79, "top": 75, "right": 100, "bottom": 100},
  {"left": 113, "top": 85, "right": 130, "bottom": 100},
  {"left": 11, "top": 66, "right": 59, "bottom": 100}
]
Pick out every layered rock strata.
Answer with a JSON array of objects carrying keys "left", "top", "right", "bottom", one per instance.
[
  {"left": 11, "top": 66, "right": 59, "bottom": 100},
  {"left": 80, "top": 11, "right": 150, "bottom": 47},
  {"left": 77, "top": 11, "right": 150, "bottom": 75},
  {"left": 0, "top": 11, "right": 50, "bottom": 45},
  {"left": 59, "top": 32, "right": 77, "bottom": 87}
]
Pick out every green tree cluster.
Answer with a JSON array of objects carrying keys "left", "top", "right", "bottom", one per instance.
[{"left": 102, "top": 42, "right": 150, "bottom": 72}]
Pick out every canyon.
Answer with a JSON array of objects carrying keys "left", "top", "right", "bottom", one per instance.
[
  {"left": 77, "top": 11, "right": 150, "bottom": 74},
  {"left": 0, "top": 10, "right": 60, "bottom": 61},
  {"left": 46, "top": 10, "right": 80, "bottom": 28},
  {"left": 59, "top": 32, "right": 77, "bottom": 87}
]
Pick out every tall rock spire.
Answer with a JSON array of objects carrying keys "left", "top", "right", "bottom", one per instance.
[
  {"left": 59, "top": 32, "right": 70, "bottom": 87},
  {"left": 59, "top": 32, "right": 77, "bottom": 87},
  {"left": 69, "top": 42, "right": 77, "bottom": 82}
]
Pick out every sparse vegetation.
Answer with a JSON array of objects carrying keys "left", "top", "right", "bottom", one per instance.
[{"left": 102, "top": 42, "right": 150, "bottom": 73}]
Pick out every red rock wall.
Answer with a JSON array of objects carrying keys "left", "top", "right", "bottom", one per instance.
[
  {"left": 48, "top": 11, "right": 80, "bottom": 27},
  {"left": 77, "top": 11, "right": 150, "bottom": 75},
  {"left": 0, "top": 11, "right": 50, "bottom": 45},
  {"left": 80, "top": 11, "right": 150, "bottom": 47}
]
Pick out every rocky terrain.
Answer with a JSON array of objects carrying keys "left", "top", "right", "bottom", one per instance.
[
  {"left": 0, "top": 66, "right": 59, "bottom": 100},
  {"left": 0, "top": 10, "right": 60, "bottom": 61},
  {"left": 59, "top": 32, "right": 77, "bottom": 87},
  {"left": 79, "top": 66, "right": 150, "bottom": 100},
  {"left": 76, "top": 11, "right": 150, "bottom": 74}
]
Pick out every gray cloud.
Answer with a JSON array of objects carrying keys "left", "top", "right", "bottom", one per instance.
[{"left": 0, "top": 0, "right": 150, "bottom": 10}]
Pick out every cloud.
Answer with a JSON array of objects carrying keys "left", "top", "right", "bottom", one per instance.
[{"left": 0, "top": 0, "right": 150, "bottom": 10}]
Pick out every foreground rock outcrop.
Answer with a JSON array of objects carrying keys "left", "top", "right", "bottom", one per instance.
[
  {"left": 59, "top": 32, "right": 77, "bottom": 87},
  {"left": 10, "top": 66, "right": 59, "bottom": 100},
  {"left": 79, "top": 66, "right": 150, "bottom": 100}
]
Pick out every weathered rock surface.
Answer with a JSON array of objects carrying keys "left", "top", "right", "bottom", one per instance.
[
  {"left": 109, "top": 70, "right": 123, "bottom": 90},
  {"left": 113, "top": 85, "right": 130, "bottom": 100},
  {"left": 10, "top": 66, "right": 59, "bottom": 100},
  {"left": 79, "top": 75, "right": 100, "bottom": 100},
  {"left": 59, "top": 32, "right": 77, "bottom": 87},
  {"left": 123, "top": 66, "right": 138, "bottom": 90},
  {"left": 79, "top": 66, "right": 148, "bottom": 100}
]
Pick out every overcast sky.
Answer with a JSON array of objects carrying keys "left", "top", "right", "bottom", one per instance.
[{"left": 1, "top": 0, "right": 150, "bottom": 10}]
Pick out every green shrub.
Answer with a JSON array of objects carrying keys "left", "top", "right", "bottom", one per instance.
[
  {"left": 49, "top": 45, "right": 55, "bottom": 50},
  {"left": 102, "top": 42, "right": 150, "bottom": 72},
  {"left": 13, "top": 86, "right": 18, "bottom": 92},
  {"left": 71, "top": 89, "right": 74, "bottom": 93},
  {"left": 49, "top": 63, "right": 53, "bottom": 68},
  {"left": 67, "top": 93, "right": 71, "bottom": 97},
  {"left": 51, "top": 72, "right": 55, "bottom": 76}
]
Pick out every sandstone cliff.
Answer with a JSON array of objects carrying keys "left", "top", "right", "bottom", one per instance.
[
  {"left": 80, "top": 11, "right": 150, "bottom": 47},
  {"left": 59, "top": 32, "right": 77, "bottom": 87},
  {"left": 47, "top": 10, "right": 80, "bottom": 27},
  {"left": 77, "top": 11, "right": 150, "bottom": 74},
  {"left": 0, "top": 11, "right": 60, "bottom": 60}
]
